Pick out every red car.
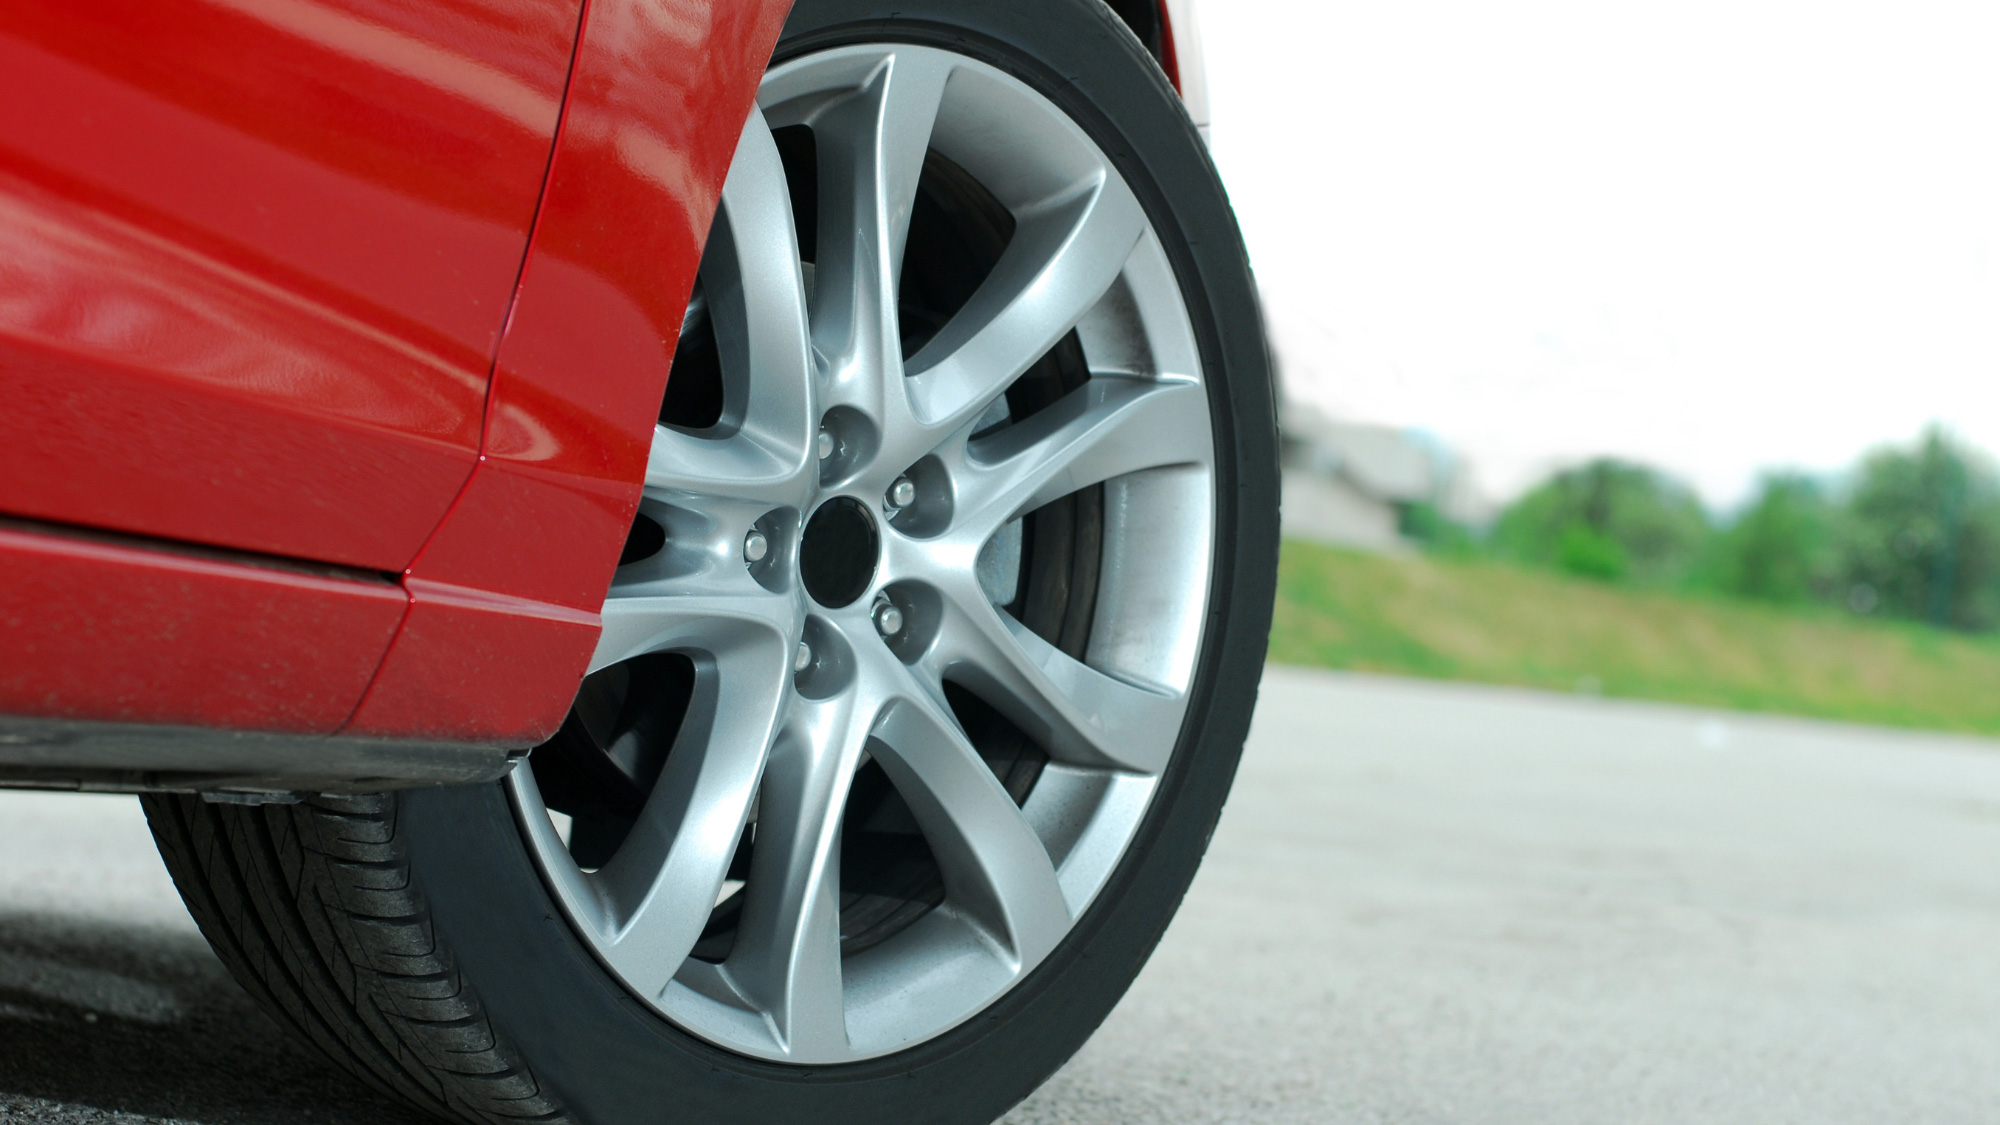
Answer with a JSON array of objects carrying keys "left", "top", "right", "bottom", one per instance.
[{"left": 0, "top": 1, "right": 1275, "bottom": 1121}]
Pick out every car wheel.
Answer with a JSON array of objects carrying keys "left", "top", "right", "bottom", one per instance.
[{"left": 143, "top": 0, "right": 1275, "bottom": 1121}]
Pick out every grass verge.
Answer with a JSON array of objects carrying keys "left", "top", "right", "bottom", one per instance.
[{"left": 1271, "top": 540, "right": 2000, "bottom": 735}]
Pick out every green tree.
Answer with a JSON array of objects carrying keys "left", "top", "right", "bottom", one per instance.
[
  {"left": 1835, "top": 427, "right": 2000, "bottom": 631},
  {"left": 1701, "top": 473, "right": 1833, "bottom": 604},
  {"left": 1398, "top": 500, "right": 1478, "bottom": 557},
  {"left": 1493, "top": 459, "right": 1711, "bottom": 584}
]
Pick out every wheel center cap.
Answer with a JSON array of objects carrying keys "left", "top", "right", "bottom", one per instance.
[{"left": 799, "top": 497, "right": 879, "bottom": 608}]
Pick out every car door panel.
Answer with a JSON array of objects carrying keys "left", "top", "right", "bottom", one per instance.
[
  {"left": 0, "top": 0, "right": 581, "bottom": 569},
  {"left": 0, "top": 519, "right": 407, "bottom": 732},
  {"left": 0, "top": 163, "right": 483, "bottom": 571}
]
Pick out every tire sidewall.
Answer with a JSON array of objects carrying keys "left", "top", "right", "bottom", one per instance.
[{"left": 402, "top": 2, "right": 1277, "bottom": 1121}]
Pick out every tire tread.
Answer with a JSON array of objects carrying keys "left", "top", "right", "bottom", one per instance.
[{"left": 141, "top": 792, "right": 572, "bottom": 1125}]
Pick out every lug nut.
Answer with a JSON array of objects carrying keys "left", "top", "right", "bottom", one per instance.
[
  {"left": 793, "top": 641, "right": 813, "bottom": 672},
  {"left": 817, "top": 428, "right": 835, "bottom": 461},
  {"left": 873, "top": 600, "right": 905, "bottom": 637},
  {"left": 886, "top": 476, "right": 917, "bottom": 510},
  {"left": 743, "top": 529, "right": 769, "bottom": 564}
]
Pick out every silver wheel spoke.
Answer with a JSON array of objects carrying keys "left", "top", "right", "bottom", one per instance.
[
  {"left": 871, "top": 684, "right": 1071, "bottom": 965},
  {"left": 647, "top": 104, "right": 814, "bottom": 504},
  {"left": 723, "top": 693, "right": 870, "bottom": 1060},
  {"left": 593, "top": 585, "right": 798, "bottom": 674},
  {"left": 646, "top": 427, "right": 811, "bottom": 505},
  {"left": 927, "top": 573, "right": 1185, "bottom": 775},
  {"left": 588, "top": 638, "right": 787, "bottom": 997},
  {"left": 802, "top": 49, "right": 954, "bottom": 402},
  {"left": 949, "top": 378, "right": 1209, "bottom": 542},
  {"left": 904, "top": 173, "right": 1147, "bottom": 432}
]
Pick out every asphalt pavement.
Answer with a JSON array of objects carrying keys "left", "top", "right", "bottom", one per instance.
[{"left": 6, "top": 666, "right": 2000, "bottom": 1123}]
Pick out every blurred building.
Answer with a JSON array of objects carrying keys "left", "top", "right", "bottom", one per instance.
[{"left": 1280, "top": 402, "right": 1489, "bottom": 551}]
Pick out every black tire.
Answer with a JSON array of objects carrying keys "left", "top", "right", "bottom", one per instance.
[
  {"left": 140, "top": 792, "right": 570, "bottom": 1124},
  {"left": 146, "top": 2, "right": 1277, "bottom": 1122}
]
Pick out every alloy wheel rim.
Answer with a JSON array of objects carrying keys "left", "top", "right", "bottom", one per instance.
[{"left": 509, "top": 42, "right": 1216, "bottom": 1063}]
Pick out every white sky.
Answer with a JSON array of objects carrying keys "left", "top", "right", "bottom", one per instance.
[{"left": 1199, "top": 0, "right": 2000, "bottom": 509}]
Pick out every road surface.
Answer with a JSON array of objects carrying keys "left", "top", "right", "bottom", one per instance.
[{"left": 5, "top": 666, "right": 2000, "bottom": 1123}]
